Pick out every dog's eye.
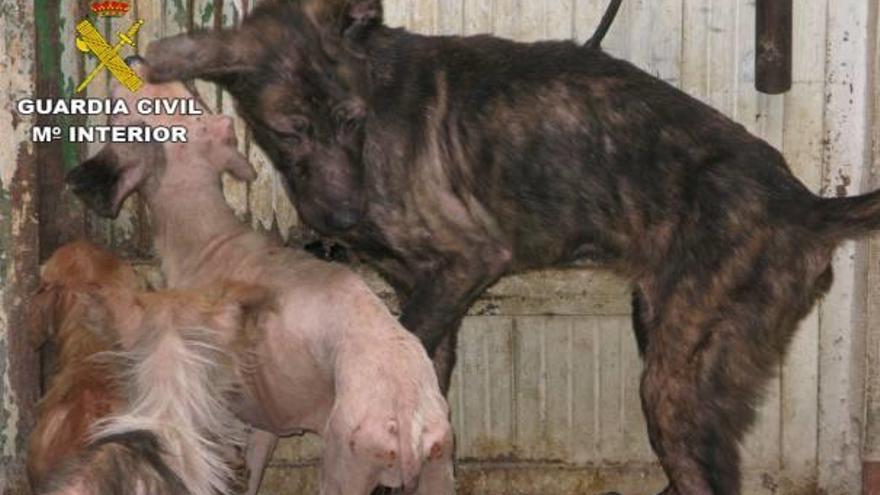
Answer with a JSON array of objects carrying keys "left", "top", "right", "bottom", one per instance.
[
  {"left": 288, "top": 117, "right": 311, "bottom": 136},
  {"left": 333, "top": 103, "right": 365, "bottom": 135},
  {"left": 293, "top": 162, "right": 310, "bottom": 179},
  {"left": 271, "top": 116, "right": 311, "bottom": 144},
  {"left": 338, "top": 115, "right": 362, "bottom": 134}
]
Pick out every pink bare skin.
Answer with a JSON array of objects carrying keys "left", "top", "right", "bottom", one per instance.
[{"left": 66, "top": 64, "right": 454, "bottom": 495}]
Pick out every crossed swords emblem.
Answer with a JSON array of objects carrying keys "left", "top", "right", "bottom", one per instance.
[{"left": 75, "top": 18, "right": 145, "bottom": 93}]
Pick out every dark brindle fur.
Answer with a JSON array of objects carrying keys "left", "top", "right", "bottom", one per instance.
[{"left": 99, "top": 1, "right": 877, "bottom": 494}]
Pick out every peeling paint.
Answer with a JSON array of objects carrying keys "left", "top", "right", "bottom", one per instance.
[
  {"left": 0, "top": 327, "right": 14, "bottom": 461},
  {"left": 0, "top": 0, "right": 36, "bottom": 190},
  {"left": 200, "top": 2, "right": 214, "bottom": 25},
  {"left": 170, "top": 0, "right": 188, "bottom": 30},
  {"left": 0, "top": 187, "right": 8, "bottom": 281}
]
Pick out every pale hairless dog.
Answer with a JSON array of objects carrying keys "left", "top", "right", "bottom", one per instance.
[{"left": 67, "top": 63, "right": 453, "bottom": 495}]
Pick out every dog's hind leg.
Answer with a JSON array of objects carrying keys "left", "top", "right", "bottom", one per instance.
[
  {"left": 431, "top": 328, "right": 461, "bottom": 395},
  {"left": 635, "top": 244, "right": 830, "bottom": 495},
  {"left": 640, "top": 332, "right": 745, "bottom": 495},
  {"left": 631, "top": 288, "right": 651, "bottom": 358}
]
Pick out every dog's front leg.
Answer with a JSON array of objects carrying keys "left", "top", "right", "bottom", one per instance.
[
  {"left": 399, "top": 248, "right": 512, "bottom": 392},
  {"left": 413, "top": 425, "right": 455, "bottom": 495},
  {"left": 244, "top": 428, "right": 278, "bottom": 495}
]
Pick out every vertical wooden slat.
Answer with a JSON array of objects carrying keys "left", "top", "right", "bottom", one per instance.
[
  {"left": 463, "top": 0, "right": 492, "bottom": 35},
  {"left": 543, "top": 0, "right": 573, "bottom": 40},
  {"left": 864, "top": 0, "right": 880, "bottom": 473},
  {"left": 782, "top": 0, "right": 827, "bottom": 189},
  {"left": 597, "top": 318, "right": 624, "bottom": 462},
  {"left": 681, "top": 0, "right": 711, "bottom": 100},
  {"left": 192, "top": 0, "right": 217, "bottom": 111},
  {"left": 570, "top": 318, "right": 597, "bottom": 464},
  {"left": 619, "top": 319, "right": 650, "bottom": 462},
  {"left": 248, "top": 144, "right": 277, "bottom": 234},
  {"left": 220, "top": 0, "right": 249, "bottom": 220},
  {"left": 436, "top": 0, "right": 463, "bottom": 35},
  {"left": 778, "top": 0, "right": 827, "bottom": 483},
  {"left": 818, "top": 0, "right": 874, "bottom": 492},
  {"left": 627, "top": 0, "right": 683, "bottom": 85},
  {"left": 518, "top": 0, "right": 544, "bottom": 42},
  {"left": 138, "top": 0, "right": 164, "bottom": 53},
  {"left": 706, "top": 0, "right": 738, "bottom": 117},
  {"left": 409, "top": 0, "right": 436, "bottom": 35},
  {"left": 573, "top": 0, "right": 609, "bottom": 46},
  {"left": 512, "top": 316, "right": 545, "bottom": 459},
  {"left": 383, "top": 0, "right": 407, "bottom": 28},
  {"left": 493, "top": 0, "right": 517, "bottom": 39},
  {"left": 543, "top": 318, "right": 574, "bottom": 460},
  {"left": 453, "top": 317, "right": 515, "bottom": 460},
  {"left": 35, "top": 0, "right": 87, "bottom": 259},
  {"left": 164, "top": 0, "right": 190, "bottom": 35},
  {"left": 597, "top": 0, "right": 631, "bottom": 59}
]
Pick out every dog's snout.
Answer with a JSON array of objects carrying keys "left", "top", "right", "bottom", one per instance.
[
  {"left": 125, "top": 55, "right": 146, "bottom": 67},
  {"left": 324, "top": 209, "right": 360, "bottom": 232}
]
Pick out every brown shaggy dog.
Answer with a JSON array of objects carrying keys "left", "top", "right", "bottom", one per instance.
[
  {"left": 44, "top": 283, "right": 263, "bottom": 495},
  {"left": 27, "top": 240, "right": 141, "bottom": 488},
  {"left": 28, "top": 241, "right": 255, "bottom": 495}
]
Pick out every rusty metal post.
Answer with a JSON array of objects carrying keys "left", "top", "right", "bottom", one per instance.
[{"left": 756, "top": 0, "right": 793, "bottom": 94}]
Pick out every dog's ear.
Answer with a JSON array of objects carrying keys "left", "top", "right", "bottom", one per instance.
[
  {"left": 206, "top": 115, "right": 257, "bottom": 182},
  {"left": 340, "top": 0, "right": 383, "bottom": 40},
  {"left": 67, "top": 144, "right": 156, "bottom": 218},
  {"left": 146, "top": 31, "right": 258, "bottom": 86},
  {"left": 28, "top": 284, "right": 60, "bottom": 348},
  {"left": 217, "top": 147, "right": 257, "bottom": 183},
  {"left": 66, "top": 147, "right": 123, "bottom": 218}
]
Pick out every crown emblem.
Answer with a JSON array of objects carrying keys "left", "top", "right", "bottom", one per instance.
[{"left": 90, "top": 1, "right": 131, "bottom": 17}]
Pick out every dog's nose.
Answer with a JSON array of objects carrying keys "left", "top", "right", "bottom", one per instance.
[
  {"left": 125, "top": 55, "right": 146, "bottom": 66},
  {"left": 324, "top": 209, "right": 360, "bottom": 232}
]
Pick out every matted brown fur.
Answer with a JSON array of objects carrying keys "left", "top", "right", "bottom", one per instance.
[
  {"left": 27, "top": 240, "right": 140, "bottom": 488},
  {"left": 28, "top": 242, "right": 253, "bottom": 495}
]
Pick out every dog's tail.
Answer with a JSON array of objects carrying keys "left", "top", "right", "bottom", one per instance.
[
  {"left": 90, "top": 325, "right": 246, "bottom": 495},
  {"left": 814, "top": 189, "right": 880, "bottom": 241},
  {"left": 584, "top": 0, "right": 622, "bottom": 49}
]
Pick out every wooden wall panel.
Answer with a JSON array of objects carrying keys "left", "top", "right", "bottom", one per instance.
[{"left": 818, "top": 1, "right": 876, "bottom": 493}]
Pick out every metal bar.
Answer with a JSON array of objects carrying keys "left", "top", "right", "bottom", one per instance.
[{"left": 755, "top": 0, "right": 793, "bottom": 94}]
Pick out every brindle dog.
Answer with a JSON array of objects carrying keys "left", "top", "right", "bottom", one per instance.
[{"left": 137, "top": 1, "right": 879, "bottom": 494}]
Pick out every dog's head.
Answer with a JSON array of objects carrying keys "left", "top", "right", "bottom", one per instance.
[
  {"left": 66, "top": 62, "right": 254, "bottom": 219},
  {"left": 144, "top": 0, "right": 381, "bottom": 234},
  {"left": 29, "top": 241, "right": 140, "bottom": 348}
]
